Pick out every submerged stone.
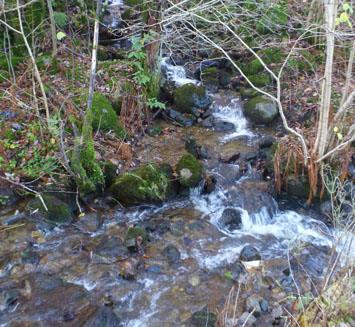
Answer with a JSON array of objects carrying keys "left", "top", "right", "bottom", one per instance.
[
  {"left": 244, "top": 96, "right": 278, "bottom": 124},
  {"left": 84, "top": 306, "right": 121, "bottom": 327},
  {"left": 162, "top": 244, "right": 181, "bottom": 265}
]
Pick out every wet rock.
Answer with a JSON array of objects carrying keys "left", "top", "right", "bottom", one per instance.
[
  {"left": 260, "top": 299, "right": 269, "bottom": 313},
  {"left": 244, "top": 96, "right": 278, "bottom": 125},
  {"left": 238, "top": 311, "right": 256, "bottom": 326},
  {"left": 173, "top": 83, "right": 212, "bottom": 114},
  {"left": 219, "top": 152, "right": 240, "bottom": 164},
  {"left": 74, "top": 212, "right": 103, "bottom": 233},
  {"left": 202, "top": 175, "right": 217, "bottom": 194},
  {"left": 93, "top": 235, "right": 129, "bottom": 264},
  {"left": 0, "top": 289, "right": 20, "bottom": 312},
  {"left": 176, "top": 153, "right": 203, "bottom": 188},
  {"left": 84, "top": 306, "right": 121, "bottom": 327},
  {"left": 119, "top": 258, "right": 139, "bottom": 280},
  {"left": 200, "top": 116, "right": 214, "bottom": 128},
  {"left": 27, "top": 195, "right": 73, "bottom": 225},
  {"left": 185, "top": 136, "right": 209, "bottom": 159},
  {"left": 219, "top": 208, "right": 242, "bottom": 231},
  {"left": 190, "top": 306, "right": 217, "bottom": 327},
  {"left": 246, "top": 296, "right": 262, "bottom": 317},
  {"left": 164, "top": 108, "right": 195, "bottom": 126},
  {"left": 188, "top": 275, "right": 200, "bottom": 287},
  {"left": 146, "top": 265, "right": 162, "bottom": 274},
  {"left": 0, "top": 187, "right": 19, "bottom": 209},
  {"left": 271, "top": 305, "right": 283, "bottom": 319},
  {"left": 109, "top": 163, "right": 174, "bottom": 205},
  {"left": 259, "top": 135, "right": 276, "bottom": 149},
  {"left": 213, "top": 120, "right": 236, "bottom": 132},
  {"left": 227, "top": 260, "right": 247, "bottom": 283},
  {"left": 21, "top": 249, "right": 40, "bottom": 265},
  {"left": 240, "top": 245, "right": 261, "bottom": 261},
  {"left": 162, "top": 244, "right": 181, "bottom": 265},
  {"left": 124, "top": 226, "right": 148, "bottom": 252},
  {"left": 143, "top": 218, "right": 170, "bottom": 234}
]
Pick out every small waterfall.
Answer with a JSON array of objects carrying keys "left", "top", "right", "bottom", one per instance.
[
  {"left": 160, "top": 57, "right": 199, "bottom": 86},
  {"left": 212, "top": 97, "right": 254, "bottom": 141}
]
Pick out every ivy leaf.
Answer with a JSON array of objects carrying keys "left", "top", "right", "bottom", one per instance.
[{"left": 56, "top": 31, "right": 66, "bottom": 41}]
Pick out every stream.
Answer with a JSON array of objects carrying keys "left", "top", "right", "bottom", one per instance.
[{"left": 0, "top": 58, "right": 353, "bottom": 326}]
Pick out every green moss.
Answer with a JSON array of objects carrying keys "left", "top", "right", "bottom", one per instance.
[
  {"left": 259, "top": 48, "right": 283, "bottom": 64},
  {"left": 173, "top": 83, "right": 209, "bottom": 113},
  {"left": 244, "top": 96, "right": 278, "bottom": 124},
  {"left": 109, "top": 163, "right": 172, "bottom": 205},
  {"left": 0, "top": 55, "right": 23, "bottom": 70},
  {"left": 242, "top": 59, "right": 263, "bottom": 75},
  {"left": 82, "top": 92, "right": 127, "bottom": 138},
  {"left": 125, "top": 227, "right": 148, "bottom": 243},
  {"left": 247, "top": 73, "right": 271, "bottom": 87},
  {"left": 0, "top": 70, "right": 10, "bottom": 83},
  {"left": 36, "top": 55, "right": 59, "bottom": 74},
  {"left": 240, "top": 88, "right": 260, "bottom": 99},
  {"left": 176, "top": 153, "right": 203, "bottom": 188},
  {"left": 27, "top": 195, "right": 73, "bottom": 225}
]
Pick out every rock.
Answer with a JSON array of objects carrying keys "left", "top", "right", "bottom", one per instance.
[
  {"left": 93, "top": 235, "right": 129, "bottom": 264},
  {"left": 0, "top": 289, "right": 20, "bottom": 312},
  {"left": 146, "top": 265, "right": 162, "bottom": 274},
  {"left": 188, "top": 275, "right": 200, "bottom": 287},
  {"left": 240, "top": 88, "right": 260, "bottom": 99},
  {"left": 119, "top": 257, "right": 139, "bottom": 280},
  {"left": 185, "top": 136, "right": 209, "bottom": 159},
  {"left": 173, "top": 83, "right": 212, "bottom": 114},
  {"left": 271, "top": 305, "right": 283, "bottom": 319},
  {"left": 246, "top": 296, "right": 262, "bottom": 316},
  {"left": 213, "top": 120, "right": 236, "bottom": 132},
  {"left": 21, "top": 249, "right": 40, "bottom": 265},
  {"left": 27, "top": 195, "right": 73, "bottom": 225},
  {"left": 219, "top": 208, "right": 243, "bottom": 231},
  {"left": 103, "top": 162, "right": 118, "bottom": 188},
  {"left": 259, "top": 135, "right": 276, "bottom": 149},
  {"left": 244, "top": 96, "right": 278, "bottom": 124},
  {"left": 124, "top": 226, "right": 148, "bottom": 252},
  {"left": 286, "top": 175, "right": 310, "bottom": 199},
  {"left": 164, "top": 108, "right": 195, "bottom": 126},
  {"left": 201, "top": 67, "right": 219, "bottom": 92},
  {"left": 238, "top": 312, "right": 256, "bottom": 326},
  {"left": 84, "top": 306, "right": 121, "bottom": 327},
  {"left": 240, "top": 245, "right": 261, "bottom": 261},
  {"left": 227, "top": 260, "right": 247, "bottom": 283},
  {"left": 202, "top": 175, "right": 217, "bottom": 194},
  {"left": 200, "top": 116, "right": 214, "bottom": 128},
  {"left": 260, "top": 299, "right": 269, "bottom": 313},
  {"left": 219, "top": 152, "right": 240, "bottom": 164},
  {"left": 74, "top": 212, "right": 103, "bottom": 233},
  {"left": 190, "top": 306, "right": 217, "bottom": 327},
  {"left": 0, "top": 187, "right": 19, "bottom": 209},
  {"left": 162, "top": 244, "right": 181, "bottom": 265},
  {"left": 109, "top": 163, "right": 174, "bottom": 205},
  {"left": 176, "top": 153, "right": 203, "bottom": 188},
  {"left": 85, "top": 92, "right": 126, "bottom": 138}
]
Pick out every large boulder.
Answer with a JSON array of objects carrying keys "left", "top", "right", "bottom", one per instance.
[
  {"left": 240, "top": 245, "right": 261, "bottom": 261},
  {"left": 219, "top": 208, "right": 243, "bottom": 231},
  {"left": 244, "top": 96, "right": 278, "bottom": 124},
  {"left": 176, "top": 153, "right": 203, "bottom": 188},
  {"left": 173, "top": 83, "right": 212, "bottom": 115},
  {"left": 109, "top": 163, "right": 174, "bottom": 205}
]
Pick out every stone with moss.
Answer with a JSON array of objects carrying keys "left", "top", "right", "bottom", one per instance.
[
  {"left": 240, "top": 88, "right": 260, "bottom": 99},
  {"left": 125, "top": 226, "right": 148, "bottom": 251},
  {"left": 109, "top": 163, "right": 173, "bottom": 205},
  {"left": 247, "top": 73, "right": 271, "bottom": 87},
  {"left": 201, "top": 67, "right": 219, "bottom": 92},
  {"left": 173, "top": 83, "right": 212, "bottom": 115},
  {"left": 27, "top": 195, "right": 73, "bottom": 225},
  {"left": 244, "top": 96, "right": 278, "bottom": 125},
  {"left": 176, "top": 153, "right": 203, "bottom": 188},
  {"left": 83, "top": 92, "right": 126, "bottom": 138}
]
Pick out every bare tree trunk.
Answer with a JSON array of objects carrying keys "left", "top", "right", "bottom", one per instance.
[
  {"left": 314, "top": 0, "right": 338, "bottom": 158},
  {"left": 47, "top": 0, "right": 57, "bottom": 57}
]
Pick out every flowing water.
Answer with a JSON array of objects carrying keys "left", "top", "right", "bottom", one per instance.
[{"left": 0, "top": 60, "right": 353, "bottom": 326}]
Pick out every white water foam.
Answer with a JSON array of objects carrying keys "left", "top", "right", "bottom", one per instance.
[
  {"left": 161, "top": 57, "right": 199, "bottom": 86},
  {"left": 212, "top": 97, "right": 254, "bottom": 141}
]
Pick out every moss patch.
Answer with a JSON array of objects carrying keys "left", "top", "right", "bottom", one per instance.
[
  {"left": 247, "top": 73, "right": 271, "bottom": 87},
  {"left": 109, "top": 163, "right": 173, "bottom": 205},
  {"left": 176, "top": 153, "right": 203, "bottom": 188},
  {"left": 27, "top": 195, "right": 73, "bottom": 225}
]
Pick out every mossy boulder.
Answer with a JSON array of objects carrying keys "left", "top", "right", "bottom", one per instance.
[
  {"left": 201, "top": 67, "right": 219, "bottom": 92},
  {"left": 109, "top": 163, "right": 174, "bottom": 205},
  {"left": 247, "top": 73, "right": 271, "bottom": 87},
  {"left": 27, "top": 195, "right": 73, "bottom": 225},
  {"left": 244, "top": 96, "right": 278, "bottom": 124},
  {"left": 173, "top": 83, "right": 212, "bottom": 115},
  {"left": 240, "top": 88, "right": 260, "bottom": 99},
  {"left": 90, "top": 92, "right": 126, "bottom": 138},
  {"left": 176, "top": 153, "right": 203, "bottom": 188}
]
